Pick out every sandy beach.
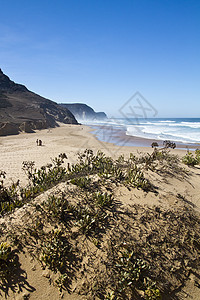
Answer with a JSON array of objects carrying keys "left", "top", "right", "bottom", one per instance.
[
  {"left": 1, "top": 123, "right": 199, "bottom": 211},
  {"left": 0, "top": 124, "right": 200, "bottom": 300},
  {"left": 0, "top": 123, "right": 188, "bottom": 186}
]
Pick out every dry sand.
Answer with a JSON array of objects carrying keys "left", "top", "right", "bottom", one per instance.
[
  {"left": 0, "top": 123, "right": 200, "bottom": 300},
  {"left": 0, "top": 123, "right": 187, "bottom": 186}
]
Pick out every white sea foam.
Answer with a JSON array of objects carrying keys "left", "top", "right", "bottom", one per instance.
[
  {"left": 159, "top": 120, "right": 176, "bottom": 123},
  {"left": 83, "top": 118, "right": 200, "bottom": 145},
  {"left": 126, "top": 123, "right": 200, "bottom": 143},
  {"left": 181, "top": 122, "right": 200, "bottom": 128}
]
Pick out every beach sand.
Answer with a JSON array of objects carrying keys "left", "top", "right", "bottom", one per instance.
[
  {"left": 0, "top": 123, "right": 200, "bottom": 299},
  {"left": 0, "top": 123, "right": 187, "bottom": 186}
]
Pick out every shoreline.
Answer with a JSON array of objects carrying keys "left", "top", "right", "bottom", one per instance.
[
  {"left": 88, "top": 124, "right": 199, "bottom": 150},
  {"left": 0, "top": 123, "right": 189, "bottom": 186}
]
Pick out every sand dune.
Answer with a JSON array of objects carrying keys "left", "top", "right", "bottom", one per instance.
[{"left": 0, "top": 124, "right": 200, "bottom": 299}]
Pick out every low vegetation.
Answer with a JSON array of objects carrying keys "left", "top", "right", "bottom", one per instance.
[
  {"left": 0, "top": 149, "right": 155, "bottom": 215},
  {"left": 0, "top": 242, "right": 19, "bottom": 293},
  {"left": 0, "top": 145, "right": 200, "bottom": 299},
  {"left": 182, "top": 149, "right": 200, "bottom": 166}
]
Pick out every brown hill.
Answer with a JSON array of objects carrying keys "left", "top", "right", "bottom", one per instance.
[{"left": 0, "top": 68, "right": 78, "bottom": 135}]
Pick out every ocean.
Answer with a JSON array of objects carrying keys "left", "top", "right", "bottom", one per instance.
[{"left": 80, "top": 118, "right": 200, "bottom": 149}]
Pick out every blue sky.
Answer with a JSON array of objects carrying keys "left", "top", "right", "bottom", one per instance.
[{"left": 0, "top": 0, "right": 200, "bottom": 117}]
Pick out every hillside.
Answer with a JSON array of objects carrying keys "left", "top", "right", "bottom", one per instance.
[
  {"left": 0, "top": 69, "right": 78, "bottom": 136},
  {"left": 60, "top": 103, "right": 107, "bottom": 121}
]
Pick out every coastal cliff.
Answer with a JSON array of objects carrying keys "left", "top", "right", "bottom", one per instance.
[
  {"left": 0, "top": 69, "right": 78, "bottom": 136},
  {"left": 60, "top": 103, "right": 107, "bottom": 121}
]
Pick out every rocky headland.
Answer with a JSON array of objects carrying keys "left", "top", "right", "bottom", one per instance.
[
  {"left": 0, "top": 69, "right": 78, "bottom": 136},
  {"left": 60, "top": 103, "right": 107, "bottom": 121}
]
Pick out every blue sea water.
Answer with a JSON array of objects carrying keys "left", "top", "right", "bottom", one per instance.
[{"left": 80, "top": 118, "right": 200, "bottom": 147}]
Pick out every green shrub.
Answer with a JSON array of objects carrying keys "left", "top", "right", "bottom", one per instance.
[
  {"left": 163, "top": 140, "right": 176, "bottom": 149},
  {"left": 101, "top": 246, "right": 162, "bottom": 300},
  {"left": 71, "top": 176, "right": 91, "bottom": 189},
  {"left": 21, "top": 154, "right": 68, "bottom": 200},
  {"left": 195, "top": 149, "right": 200, "bottom": 163},
  {"left": 55, "top": 273, "right": 68, "bottom": 292},
  {"left": 0, "top": 242, "right": 12, "bottom": 261},
  {"left": 42, "top": 195, "right": 72, "bottom": 224},
  {"left": 145, "top": 287, "right": 162, "bottom": 300},
  {"left": 116, "top": 250, "right": 149, "bottom": 292},
  {"left": 0, "top": 172, "right": 22, "bottom": 215},
  {"left": 182, "top": 152, "right": 197, "bottom": 166},
  {"left": 94, "top": 192, "right": 114, "bottom": 208},
  {"left": 75, "top": 206, "right": 107, "bottom": 235},
  {"left": 75, "top": 207, "right": 97, "bottom": 234},
  {"left": 0, "top": 242, "right": 17, "bottom": 284},
  {"left": 40, "top": 229, "right": 71, "bottom": 273},
  {"left": 125, "top": 166, "right": 151, "bottom": 190}
]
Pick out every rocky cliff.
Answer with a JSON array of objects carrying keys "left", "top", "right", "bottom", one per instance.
[
  {"left": 60, "top": 103, "right": 107, "bottom": 121},
  {"left": 0, "top": 69, "right": 78, "bottom": 136}
]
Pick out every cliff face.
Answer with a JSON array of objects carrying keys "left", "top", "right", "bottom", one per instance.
[
  {"left": 60, "top": 103, "right": 107, "bottom": 121},
  {"left": 0, "top": 69, "right": 78, "bottom": 136},
  {"left": 0, "top": 69, "right": 27, "bottom": 93}
]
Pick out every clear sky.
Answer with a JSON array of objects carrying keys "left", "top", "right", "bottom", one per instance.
[{"left": 0, "top": 0, "right": 200, "bottom": 117}]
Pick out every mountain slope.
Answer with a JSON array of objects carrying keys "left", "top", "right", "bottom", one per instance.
[
  {"left": 60, "top": 103, "right": 107, "bottom": 121},
  {"left": 0, "top": 69, "right": 78, "bottom": 136}
]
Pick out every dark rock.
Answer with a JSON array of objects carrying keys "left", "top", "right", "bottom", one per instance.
[
  {"left": 0, "top": 122, "right": 19, "bottom": 136},
  {"left": 0, "top": 93, "right": 12, "bottom": 108},
  {"left": 0, "top": 68, "right": 78, "bottom": 136},
  {"left": 19, "top": 122, "right": 35, "bottom": 133},
  {"left": 0, "top": 68, "right": 27, "bottom": 92}
]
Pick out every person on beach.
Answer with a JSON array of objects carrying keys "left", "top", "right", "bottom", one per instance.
[{"left": 36, "top": 139, "right": 42, "bottom": 146}]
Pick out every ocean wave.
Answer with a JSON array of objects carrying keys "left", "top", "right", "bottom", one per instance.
[
  {"left": 159, "top": 120, "right": 176, "bottom": 123},
  {"left": 84, "top": 118, "right": 200, "bottom": 144},
  {"left": 130, "top": 121, "right": 200, "bottom": 129},
  {"left": 181, "top": 122, "right": 200, "bottom": 128},
  {"left": 157, "top": 122, "right": 200, "bottom": 129},
  {"left": 126, "top": 124, "right": 200, "bottom": 143}
]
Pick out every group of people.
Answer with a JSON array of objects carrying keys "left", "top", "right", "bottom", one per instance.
[{"left": 36, "top": 139, "right": 42, "bottom": 146}]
